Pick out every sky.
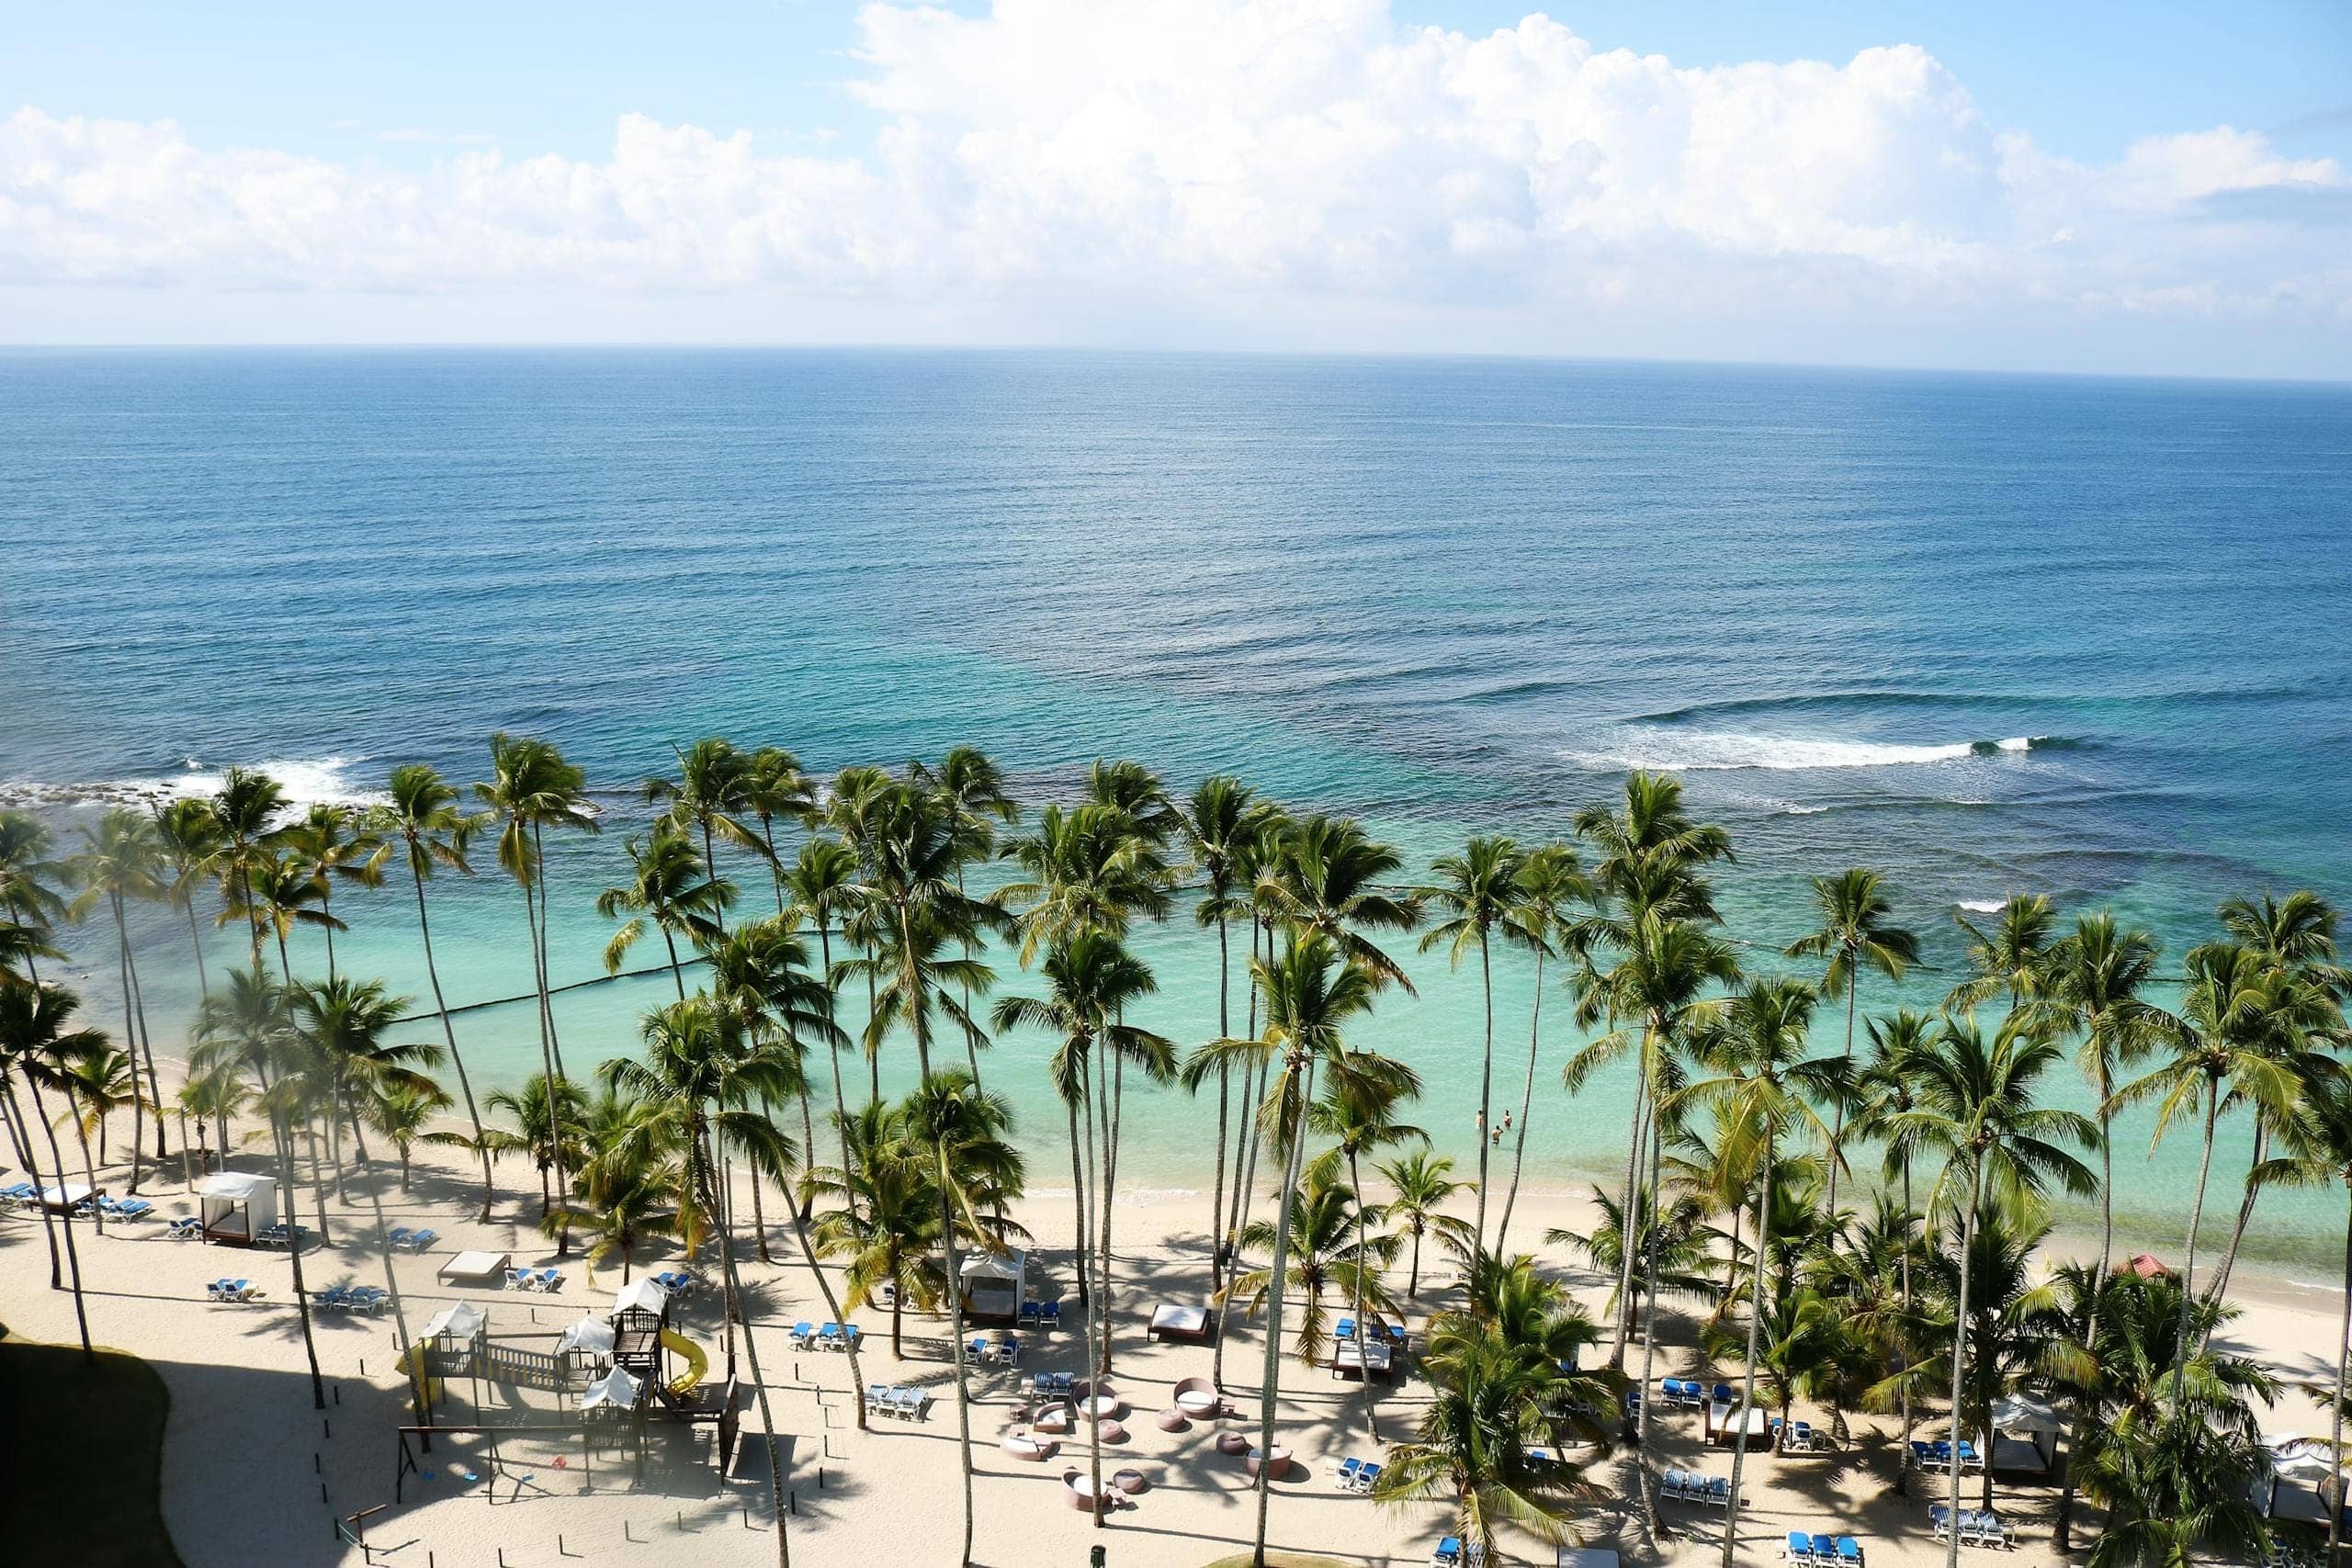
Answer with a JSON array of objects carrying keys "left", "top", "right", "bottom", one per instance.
[{"left": 3, "top": 0, "right": 2348, "bottom": 377}]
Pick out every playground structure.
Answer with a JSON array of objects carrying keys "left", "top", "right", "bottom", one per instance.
[{"left": 392, "top": 1279, "right": 735, "bottom": 1504}]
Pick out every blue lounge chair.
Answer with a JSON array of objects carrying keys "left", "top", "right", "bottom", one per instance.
[
  {"left": 1909, "top": 1440, "right": 1934, "bottom": 1468},
  {"left": 1788, "top": 1533, "right": 1814, "bottom": 1562},
  {"left": 113, "top": 1197, "right": 153, "bottom": 1220},
  {"left": 1792, "top": 1421, "right": 1815, "bottom": 1453},
  {"left": 1334, "top": 1457, "right": 1362, "bottom": 1490},
  {"left": 790, "top": 1321, "right": 814, "bottom": 1348},
  {"left": 968, "top": 1336, "right": 989, "bottom": 1358},
  {"left": 405, "top": 1228, "right": 438, "bottom": 1254},
  {"left": 1433, "top": 1537, "right": 1463, "bottom": 1568},
  {"left": 842, "top": 1325, "right": 863, "bottom": 1348},
  {"left": 506, "top": 1269, "right": 533, "bottom": 1290},
  {"left": 536, "top": 1267, "right": 562, "bottom": 1292},
  {"left": 1353, "top": 1461, "right": 1380, "bottom": 1494},
  {"left": 317, "top": 1284, "right": 352, "bottom": 1309},
  {"left": 387, "top": 1225, "right": 414, "bottom": 1246},
  {"left": 1713, "top": 1382, "right": 1736, "bottom": 1404},
  {"left": 818, "top": 1323, "right": 842, "bottom": 1347},
  {"left": 167, "top": 1214, "right": 201, "bottom": 1238},
  {"left": 1838, "top": 1536, "right": 1863, "bottom": 1564},
  {"left": 1335, "top": 1316, "right": 1355, "bottom": 1339},
  {"left": 1041, "top": 1300, "right": 1061, "bottom": 1325},
  {"left": 1955, "top": 1438, "right": 1983, "bottom": 1470},
  {"left": 1929, "top": 1506, "right": 1953, "bottom": 1540}
]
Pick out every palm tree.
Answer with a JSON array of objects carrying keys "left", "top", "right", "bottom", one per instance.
[
  {"left": 2206, "top": 891, "right": 2347, "bottom": 1308},
  {"left": 704, "top": 915, "right": 846, "bottom": 1234},
  {"left": 1495, "top": 842, "right": 1585, "bottom": 1252},
  {"left": 2109, "top": 940, "right": 2325, "bottom": 1393},
  {"left": 1882, "top": 1015, "right": 2096, "bottom": 1568},
  {"left": 67, "top": 807, "right": 171, "bottom": 1183},
  {"left": 0, "top": 983, "right": 104, "bottom": 1356},
  {"left": 1370, "top": 1326, "right": 1602, "bottom": 1562},
  {"left": 556, "top": 1086, "right": 681, "bottom": 1283},
  {"left": 482, "top": 1073, "right": 589, "bottom": 1218},
  {"left": 644, "top": 738, "right": 763, "bottom": 925},
  {"left": 476, "top": 733, "right": 598, "bottom": 1221},
  {"left": 1379, "top": 1148, "right": 1474, "bottom": 1298},
  {"left": 805, "top": 1104, "right": 944, "bottom": 1355},
  {"left": 191, "top": 969, "right": 328, "bottom": 1407},
  {"left": 1947, "top": 893, "right": 2058, "bottom": 1014},
  {"left": 208, "top": 766, "right": 288, "bottom": 971},
  {"left": 2253, "top": 1071, "right": 2352, "bottom": 1562},
  {"left": 1852, "top": 1008, "right": 1942, "bottom": 1486},
  {"left": 847, "top": 781, "right": 1006, "bottom": 1084},
  {"left": 365, "top": 1079, "right": 454, "bottom": 1192},
  {"left": 279, "top": 802, "right": 387, "bottom": 980},
  {"left": 56, "top": 1041, "right": 141, "bottom": 1175},
  {"left": 604, "top": 998, "right": 804, "bottom": 1568},
  {"left": 914, "top": 745, "right": 1020, "bottom": 1089},
  {"left": 152, "top": 797, "right": 224, "bottom": 998},
  {"left": 378, "top": 763, "right": 499, "bottom": 1217},
  {"left": 905, "top": 1070, "right": 1025, "bottom": 1567},
  {"left": 2041, "top": 912, "right": 2168, "bottom": 1281},
  {"left": 596, "top": 828, "right": 733, "bottom": 997},
  {"left": 1259, "top": 814, "right": 1420, "bottom": 990},
  {"left": 0, "top": 810, "right": 71, "bottom": 977},
  {"left": 228, "top": 850, "right": 337, "bottom": 979},
  {"left": 0, "top": 943, "right": 71, "bottom": 1285},
  {"left": 1784, "top": 867, "right": 1917, "bottom": 1219},
  {"left": 1551, "top": 1185, "right": 1719, "bottom": 1319},
  {"left": 1669, "top": 976, "right": 1844, "bottom": 1567},
  {"left": 1188, "top": 931, "right": 1380, "bottom": 1567},
  {"left": 1224, "top": 1157, "right": 1401, "bottom": 1367},
  {"left": 1417, "top": 836, "right": 1524, "bottom": 1247},
  {"left": 1307, "top": 1054, "right": 1422, "bottom": 1434},
  {"left": 741, "top": 747, "right": 816, "bottom": 916},
  {"left": 785, "top": 837, "right": 862, "bottom": 1193},
  {"left": 1180, "top": 773, "right": 1266, "bottom": 1286}
]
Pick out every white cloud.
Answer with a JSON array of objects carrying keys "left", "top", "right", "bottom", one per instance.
[{"left": 0, "top": 0, "right": 2346, "bottom": 355}]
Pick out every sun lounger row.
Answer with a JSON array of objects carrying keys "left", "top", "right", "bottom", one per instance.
[
  {"left": 384, "top": 1226, "right": 436, "bottom": 1254},
  {"left": 863, "top": 1383, "right": 931, "bottom": 1420},
  {"left": 1776, "top": 1418, "right": 1821, "bottom": 1453},
  {"left": 790, "top": 1322, "right": 863, "bottom": 1350},
  {"left": 1430, "top": 1536, "right": 1487, "bottom": 1567},
  {"left": 167, "top": 1214, "right": 203, "bottom": 1238},
  {"left": 1928, "top": 1506, "right": 2013, "bottom": 1549},
  {"left": 651, "top": 1269, "right": 699, "bottom": 1296},
  {"left": 207, "top": 1278, "right": 263, "bottom": 1302},
  {"left": 254, "top": 1222, "right": 310, "bottom": 1248},
  {"left": 1660, "top": 1470, "right": 1732, "bottom": 1508},
  {"left": 1031, "top": 1371, "right": 1078, "bottom": 1400},
  {"left": 319, "top": 1284, "right": 389, "bottom": 1313},
  {"left": 0, "top": 1181, "right": 37, "bottom": 1208},
  {"left": 504, "top": 1267, "right": 565, "bottom": 1292},
  {"left": 1333, "top": 1316, "right": 1408, "bottom": 1347},
  {"left": 967, "top": 1335, "right": 1023, "bottom": 1366},
  {"left": 1017, "top": 1299, "right": 1063, "bottom": 1325},
  {"left": 1659, "top": 1378, "right": 1737, "bottom": 1408},
  {"left": 75, "top": 1194, "right": 156, "bottom": 1221},
  {"left": 1786, "top": 1531, "right": 1864, "bottom": 1564},
  {"left": 1332, "top": 1456, "right": 1383, "bottom": 1494},
  {"left": 1910, "top": 1439, "right": 1984, "bottom": 1471}
]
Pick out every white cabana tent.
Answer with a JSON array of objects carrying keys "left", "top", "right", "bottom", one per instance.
[
  {"left": 2261, "top": 1438, "right": 2344, "bottom": 1521},
  {"left": 423, "top": 1302, "right": 487, "bottom": 1343},
  {"left": 1987, "top": 1393, "right": 2064, "bottom": 1472},
  {"left": 961, "top": 1249, "right": 1026, "bottom": 1324},
  {"left": 580, "top": 1365, "right": 641, "bottom": 1413},
  {"left": 197, "top": 1171, "right": 277, "bottom": 1242},
  {"left": 558, "top": 1316, "right": 616, "bottom": 1359},
  {"left": 612, "top": 1278, "right": 669, "bottom": 1319}
]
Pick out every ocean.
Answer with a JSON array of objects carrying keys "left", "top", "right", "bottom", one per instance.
[{"left": 3, "top": 348, "right": 2348, "bottom": 1271}]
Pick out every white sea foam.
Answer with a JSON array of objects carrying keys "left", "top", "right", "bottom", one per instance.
[
  {"left": 1957, "top": 899, "right": 2007, "bottom": 913},
  {"left": 1782, "top": 804, "right": 1830, "bottom": 815},
  {"left": 1565, "top": 729, "right": 2049, "bottom": 773},
  {"left": 0, "top": 756, "right": 387, "bottom": 813}
]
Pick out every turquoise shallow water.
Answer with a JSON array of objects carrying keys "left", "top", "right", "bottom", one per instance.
[{"left": 3, "top": 349, "right": 2348, "bottom": 1270}]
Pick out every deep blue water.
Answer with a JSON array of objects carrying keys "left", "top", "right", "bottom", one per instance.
[{"left": 3, "top": 349, "right": 2348, "bottom": 1264}]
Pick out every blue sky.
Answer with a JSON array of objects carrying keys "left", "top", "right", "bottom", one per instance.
[{"left": 4, "top": 2, "right": 2348, "bottom": 374}]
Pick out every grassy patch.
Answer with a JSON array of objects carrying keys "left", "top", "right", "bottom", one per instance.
[{"left": 0, "top": 1328, "right": 187, "bottom": 1568}]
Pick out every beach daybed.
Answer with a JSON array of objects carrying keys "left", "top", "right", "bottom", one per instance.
[
  {"left": 1331, "top": 1337, "right": 1396, "bottom": 1380},
  {"left": 1002, "top": 1430, "right": 1055, "bottom": 1461},
  {"left": 1172, "top": 1374, "right": 1222, "bottom": 1419},
  {"left": 437, "top": 1249, "right": 512, "bottom": 1285},
  {"left": 1148, "top": 1302, "right": 1214, "bottom": 1344}
]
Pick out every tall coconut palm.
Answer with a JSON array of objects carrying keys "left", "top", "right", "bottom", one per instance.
[
  {"left": 1380, "top": 1148, "right": 1474, "bottom": 1298},
  {"left": 1416, "top": 836, "right": 1523, "bottom": 1248},
  {"left": 645, "top": 737, "right": 763, "bottom": 930},
  {"left": 67, "top": 807, "right": 171, "bottom": 1182},
  {"left": 805, "top": 1103, "right": 944, "bottom": 1356},
  {"left": 2205, "top": 891, "right": 2347, "bottom": 1308},
  {"left": 742, "top": 748, "right": 816, "bottom": 916},
  {"left": 2040, "top": 912, "right": 2168, "bottom": 1283},
  {"left": 703, "top": 915, "right": 846, "bottom": 1240},
  {"left": 378, "top": 764, "right": 499, "bottom": 1216},
  {"left": 604, "top": 998, "right": 804, "bottom": 1568},
  {"left": 596, "top": 828, "right": 732, "bottom": 998},
  {"left": 0, "top": 946, "right": 71, "bottom": 1286},
  {"left": 2111, "top": 941, "right": 2327, "bottom": 1394},
  {"left": 482, "top": 1073, "right": 589, "bottom": 1218},
  {"left": 1880, "top": 1015, "right": 2096, "bottom": 1568},
  {"left": 1852, "top": 1008, "right": 1943, "bottom": 1487},
  {"left": 1180, "top": 773, "right": 1266, "bottom": 1285},
  {"left": 914, "top": 746, "right": 1021, "bottom": 1089},
  {"left": 226, "top": 850, "right": 337, "bottom": 980},
  {"left": 476, "top": 733, "right": 598, "bottom": 1217},
  {"left": 191, "top": 969, "right": 328, "bottom": 1407},
  {"left": 554, "top": 1086, "right": 681, "bottom": 1283},
  {"left": 1496, "top": 841, "right": 1585, "bottom": 1252},
  {"left": 1308, "top": 1053, "right": 1422, "bottom": 1433},
  {"left": 0, "top": 811, "right": 71, "bottom": 976},
  {"left": 279, "top": 802, "right": 387, "bottom": 980},
  {"left": 1947, "top": 893, "right": 2058, "bottom": 1015},
  {"left": 785, "top": 838, "right": 862, "bottom": 1194},
  {"left": 1259, "top": 814, "right": 1419, "bottom": 991},
  {"left": 847, "top": 781, "right": 1007, "bottom": 1084},
  {"left": 1188, "top": 931, "right": 1382, "bottom": 1568},
  {"left": 1668, "top": 976, "right": 1844, "bottom": 1567},
  {"left": 55, "top": 1041, "right": 141, "bottom": 1177},
  {"left": 906, "top": 1070, "right": 1025, "bottom": 1567},
  {"left": 2252, "top": 1071, "right": 2352, "bottom": 1562},
  {"left": 0, "top": 983, "right": 104, "bottom": 1355},
  {"left": 1784, "top": 867, "right": 1918, "bottom": 1219},
  {"left": 366, "top": 1079, "right": 454, "bottom": 1193},
  {"left": 208, "top": 766, "right": 288, "bottom": 971},
  {"left": 1224, "top": 1156, "right": 1402, "bottom": 1367},
  {"left": 152, "top": 797, "right": 224, "bottom": 998}
]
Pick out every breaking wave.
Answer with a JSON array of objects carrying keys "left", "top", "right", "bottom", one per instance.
[
  {"left": 1561, "top": 731, "right": 2077, "bottom": 773},
  {"left": 0, "top": 756, "right": 387, "bottom": 812}
]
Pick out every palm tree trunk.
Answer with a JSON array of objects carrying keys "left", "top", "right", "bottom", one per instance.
[
  {"left": 1092, "top": 1047, "right": 1117, "bottom": 1374},
  {"left": 1, "top": 1082, "right": 66, "bottom": 1288},
  {"left": 343, "top": 1113, "right": 422, "bottom": 1418},
  {"left": 1100, "top": 1055, "right": 1125, "bottom": 1371},
  {"left": 184, "top": 900, "right": 212, "bottom": 1001},
  {"left": 519, "top": 877, "right": 569, "bottom": 1249},
  {"left": 1944, "top": 1159, "right": 1985, "bottom": 1568},
  {"left": 815, "top": 925, "right": 856, "bottom": 1224},
  {"left": 1068, "top": 1098, "right": 1090, "bottom": 1305},
  {"left": 71, "top": 1108, "right": 104, "bottom": 1236},
  {"left": 2171, "top": 1084, "right": 2221, "bottom": 1403},
  {"left": 1079, "top": 1058, "right": 1107, "bottom": 1531},
  {"left": 1474, "top": 935, "right": 1494, "bottom": 1249},
  {"left": 1215, "top": 1054, "right": 1268, "bottom": 1396},
  {"left": 108, "top": 894, "right": 149, "bottom": 1194},
  {"left": 1609, "top": 1070, "right": 1651, "bottom": 1369},
  {"left": 1495, "top": 945, "right": 1545, "bottom": 1255},
  {"left": 748, "top": 1106, "right": 775, "bottom": 1264},
  {"left": 698, "top": 1134, "right": 789, "bottom": 1568},
  {"left": 531, "top": 822, "right": 571, "bottom": 1086},
  {"left": 1635, "top": 1092, "right": 1668, "bottom": 1538},
  {"left": 936, "top": 1156, "right": 978, "bottom": 1567},
  {"left": 1896, "top": 1155, "right": 1916, "bottom": 1496},
  {"left": 793, "top": 1083, "right": 817, "bottom": 1224},
  {"left": 2326, "top": 1182, "right": 2352, "bottom": 1566},
  {"left": 786, "top": 1203, "right": 865, "bottom": 1430},
  {"left": 412, "top": 867, "right": 493, "bottom": 1221},
  {"left": 2206, "top": 1122, "right": 2267, "bottom": 1326},
  {"left": 27, "top": 1078, "right": 94, "bottom": 1357},
  {"left": 1347, "top": 1145, "right": 1375, "bottom": 1438},
  {"left": 270, "top": 1113, "right": 329, "bottom": 1409},
  {"left": 1408, "top": 1224, "right": 1422, "bottom": 1297},
  {"left": 1211, "top": 913, "right": 1230, "bottom": 1287},
  {"left": 1824, "top": 976, "right": 1856, "bottom": 1220},
  {"left": 1251, "top": 1055, "right": 1317, "bottom": 1568}
]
